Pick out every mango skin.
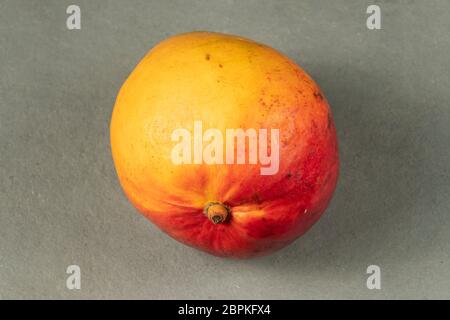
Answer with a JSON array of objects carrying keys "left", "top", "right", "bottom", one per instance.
[{"left": 110, "top": 32, "right": 339, "bottom": 258}]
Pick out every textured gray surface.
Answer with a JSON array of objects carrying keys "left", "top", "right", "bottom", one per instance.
[{"left": 1, "top": 0, "right": 449, "bottom": 299}]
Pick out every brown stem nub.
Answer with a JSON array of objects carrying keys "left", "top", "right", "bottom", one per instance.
[{"left": 204, "top": 201, "right": 230, "bottom": 224}]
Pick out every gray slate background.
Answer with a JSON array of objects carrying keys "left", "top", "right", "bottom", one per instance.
[{"left": 1, "top": 0, "right": 449, "bottom": 299}]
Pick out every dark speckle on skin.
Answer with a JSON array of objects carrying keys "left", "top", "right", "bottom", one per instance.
[
  {"left": 313, "top": 91, "right": 323, "bottom": 100},
  {"left": 252, "top": 193, "right": 262, "bottom": 204},
  {"left": 219, "top": 64, "right": 223, "bottom": 68},
  {"left": 205, "top": 53, "right": 211, "bottom": 60}
]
